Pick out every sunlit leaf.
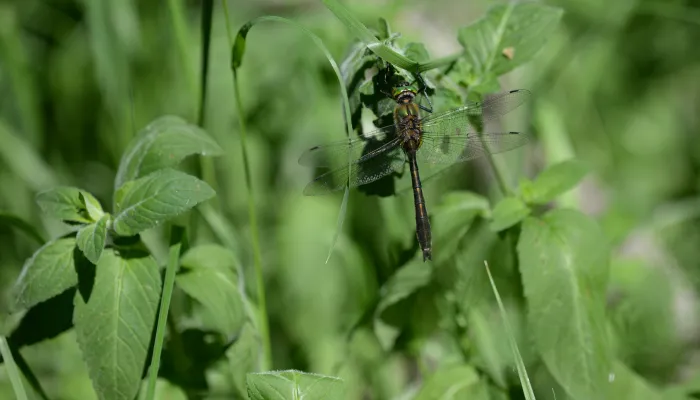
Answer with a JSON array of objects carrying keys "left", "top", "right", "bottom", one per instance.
[
  {"left": 114, "top": 115, "right": 223, "bottom": 189},
  {"left": 11, "top": 237, "right": 79, "bottom": 312},
  {"left": 518, "top": 209, "right": 612, "bottom": 399},
  {"left": 458, "top": 2, "right": 563, "bottom": 78},
  {"left": 247, "top": 370, "right": 345, "bottom": 400},
  {"left": 522, "top": 160, "right": 589, "bottom": 205},
  {"left": 74, "top": 249, "right": 161, "bottom": 400},
  {"left": 36, "top": 187, "right": 101, "bottom": 224},
  {"left": 489, "top": 197, "right": 530, "bottom": 232},
  {"left": 113, "top": 168, "right": 215, "bottom": 236},
  {"left": 76, "top": 214, "right": 110, "bottom": 264}
]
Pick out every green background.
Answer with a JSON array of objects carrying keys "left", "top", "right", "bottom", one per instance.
[{"left": 1, "top": 0, "right": 699, "bottom": 399}]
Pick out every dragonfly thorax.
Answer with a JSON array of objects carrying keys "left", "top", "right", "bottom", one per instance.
[
  {"left": 394, "top": 102, "right": 423, "bottom": 152},
  {"left": 394, "top": 88, "right": 417, "bottom": 104}
]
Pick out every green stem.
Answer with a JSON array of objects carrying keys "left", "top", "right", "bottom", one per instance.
[
  {"left": 483, "top": 147, "right": 512, "bottom": 196},
  {"left": 145, "top": 226, "right": 184, "bottom": 398},
  {"left": 0, "top": 336, "right": 28, "bottom": 400},
  {"left": 221, "top": 0, "right": 272, "bottom": 371}
]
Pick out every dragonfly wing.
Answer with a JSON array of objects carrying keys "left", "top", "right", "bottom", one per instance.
[
  {"left": 303, "top": 144, "right": 406, "bottom": 196},
  {"left": 417, "top": 132, "right": 533, "bottom": 165},
  {"left": 298, "top": 124, "right": 397, "bottom": 167},
  {"left": 421, "top": 89, "right": 532, "bottom": 127}
]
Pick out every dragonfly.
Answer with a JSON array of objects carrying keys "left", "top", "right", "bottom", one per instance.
[{"left": 299, "top": 83, "right": 532, "bottom": 261}]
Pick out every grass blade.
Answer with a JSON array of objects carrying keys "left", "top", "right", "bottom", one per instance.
[
  {"left": 484, "top": 260, "right": 536, "bottom": 400},
  {"left": 145, "top": 226, "right": 184, "bottom": 399},
  {"left": 0, "top": 336, "right": 28, "bottom": 400}
]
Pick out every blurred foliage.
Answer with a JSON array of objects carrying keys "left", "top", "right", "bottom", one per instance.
[{"left": 1, "top": 0, "right": 700, "bottom": 399}]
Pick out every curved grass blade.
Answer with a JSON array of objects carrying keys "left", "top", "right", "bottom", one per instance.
[{"left": 484, "top": 260, "right": 536, "bottom": 400}]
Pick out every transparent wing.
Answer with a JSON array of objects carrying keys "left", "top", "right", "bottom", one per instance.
[
  {"left": 417, "top": 131, "right": 532, "bottom": 165},
  {"left": 421, "top": 89, "right": 532, "bottom": 129},
  {"left": 298, "top": 124, "right": 397, "bottom": 167},
  {"left": 303, "top": 144, "right": 406, "bottom": 196}
]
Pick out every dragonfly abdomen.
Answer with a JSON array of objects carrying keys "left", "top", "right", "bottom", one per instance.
[{"left": 408, "top": 152, "right": 432, "bottom": 261}]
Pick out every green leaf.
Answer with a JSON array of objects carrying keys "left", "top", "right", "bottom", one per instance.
[
  {"left": 177, "top": 245, "right": 244, "bottom": 336},
  {"left": 114, "top": 115, "right": 223, "bottom": 189},
  {"left": 374, "top": 257, "right": 432, "bottom": 350},
  {"left": 12, "top": 237, "right": 79, "bottom": 311},
  {"left": 403, "top": 42, "right": 431, "bottom": 63},
  {"left": 518, "top": 209, "right": 612, "bottom": 399},
  {"left": 458, "top": 2, "right": 563, "bottom": 78},
  {"left": 432, "top": 191, "right": 490, "bottom": 263},
  {"left": 247, "top": 370, "right": 345, "bottom": 400},
  {"left": 74, "top": 249, "right": 161, "bottom": 400},
  {"left": 319, "top": 0, "right": 420, "bottom": 72},
  {"left": 522, "top": 160, "right": 589, "bottom": 204},
  {"left": 36, "top": 187, "right": 101, "bottom": 224},
  {"left": 226, "top": 323, "right": 259, "bottom": 398},
  {"left": 489, "top": 197, "right": 530, "bottom": 232},
  {"left": 608, "top": 361, "right": 663, "bottom": 400},
  {"left": 180, "top": 243, "right": 240, "bottom": 272},
  {"left": 414, "top": 364, "right": 486, "bottom": 400},
  {"left": 81, "top": 191, "right": 105, "bottom": 221},
  {"left": 113, "top": 168, "right": 215, "bottom": 236},
  {"left": 76, "top": 214, "right": 110, "bottom": 264}
]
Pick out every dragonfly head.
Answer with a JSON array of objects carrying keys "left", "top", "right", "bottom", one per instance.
[{"left": 392, "top": 83, "right": 418, "bottom": 104}]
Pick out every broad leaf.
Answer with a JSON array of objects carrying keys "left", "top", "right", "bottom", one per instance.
[
  {"left": 177, "top": 245, "right": 244, "bottom": 337},
  {"left": 74, "top": 249, "right": 161, "bottom": 400},
  {"left": 489, "top": 197, "right": 530, "bottom": 232},
  {"left": 374, "top": 257, "right": 432, "bottom": 350},
  {"left": 518, "top": 209, "right": 612, "bottom": 399},
  {"left": 36, "top": 187, "right": 102, "bottom": 224},
  {"left": 458, "top": 2, "right": 563, "bottom": 78},
  {"left": 522, "top": 160, "right": 589, "bottom": 204},
  {"left": 113, "top": 168, "right": 215, "bottom": 236},
  {"left": 414, "top": 364, "right": 487, "bottom": 400},
  {"left": 77, "top": 214, "right": 110, "bottom": 264},
  {"left": 12, "top": 237, "right": 79, "bottom": 311},
  {"left": 247, "top": 370, "right": 345, "bottom": 400},
  {"left": 114, "top": 116, "right": 223, "bottom": 189},
  {"left": 432, "top": 191, "right": 490, "bottom": 263},
  {"left": 226, "top": 323, "right": 259, "bottom": 398}
]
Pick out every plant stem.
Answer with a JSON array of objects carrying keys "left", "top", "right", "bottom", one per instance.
[
  {"left": 221, "top": 0, "right": 272, "bottom": 371},
  {"left": 145, "top": 226, "right": 184, "bottom": 398}
]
